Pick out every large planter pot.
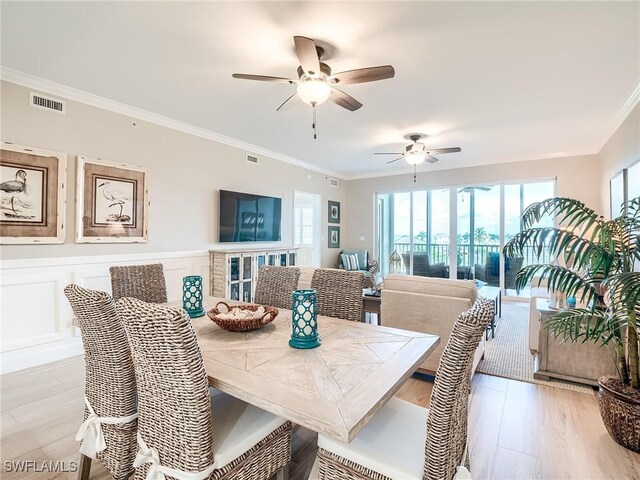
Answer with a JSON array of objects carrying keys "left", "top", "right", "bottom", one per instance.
[{"left": 597, "top": 375, "right": 640, "bottom": 452}]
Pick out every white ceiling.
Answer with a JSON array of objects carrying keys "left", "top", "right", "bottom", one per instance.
[{"left": 2, "top": 1, "right": 639, "bottom": 178}]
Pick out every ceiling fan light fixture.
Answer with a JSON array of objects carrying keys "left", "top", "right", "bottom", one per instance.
[
  {"left": 296, "top": 79, "right": 332, "bottom": 106},
  {"left": 405, "top": 152, "right": 425, "bottom": 165}
]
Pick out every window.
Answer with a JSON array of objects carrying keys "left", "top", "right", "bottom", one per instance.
[
  {"left": 610, "top": 159, "right": 640, "bottom": 217},
  {"left": 376, "top": 179, "right": 556, "bottom": 297},
  {"left": 628, "top": 162, "right": 640, "bottom": 202},
  {"left": 293, "top": 206, "right": 314, "bottom": 246}
]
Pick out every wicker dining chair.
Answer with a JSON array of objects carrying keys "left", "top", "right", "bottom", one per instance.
[
  {"left": 115, "top": 297, "right": 292, "bottom": 480},
  {"left": 254, "top": 266, "right": 301, "bottom": 310},
  {"left": 109, "top": 263, "right": 168, "bottom": 303},
  {"left": 315, "top": 298, "right": 494, "bottom": 480},
  {"left": 63, "top": 284, "right": 138, "bottom": 480},
  {"left": 311, "top": 268, "right": 365, "bottom": 322}
]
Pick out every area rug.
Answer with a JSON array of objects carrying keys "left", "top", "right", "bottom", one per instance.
[{"left": 476, "top": 301, "right": 594, "bottom": 394}]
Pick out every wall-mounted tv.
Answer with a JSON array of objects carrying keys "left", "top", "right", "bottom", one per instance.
[{"left": 219, "top": 190, "right": 282, "bottom": 242}]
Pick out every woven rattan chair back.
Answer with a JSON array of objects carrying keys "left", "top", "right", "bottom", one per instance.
[
  {"left": 115, "top": 298, "right": 213, "bottom": 480},
  {"left": 254, "top": 266, "right": 301, "bottom": 310},
  {"left": 311, "top": 268, "right": 365, "bottom": 322},
  {"left": 109, "top": 263, "right": 168, "bottom": 303},
  {"left": 424, "top": 298, "right": 494, "bottom": 480},
  {"left": 63, "top": 284, "right": 137, "bottom": 480}
]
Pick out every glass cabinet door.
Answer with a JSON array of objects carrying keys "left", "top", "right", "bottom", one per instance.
[
  {"left": 268, "top": 254, "right": 277, "bottom": 265},
  {"left": 242, "top": 256, "right": 252, "bottom": 280},
  {"left": 242, "top": 281, "right": 252, "bottom": 302},
  {"left": 257, "top": 254, "right": 266, "bottom": 270},
  {"left": 280, "top": 253, "right": 287, "bottom": 266},
  {"left": 241, "top": 255, "right": 253, "bottom": 302},
  {"left": 230, "top": 256, "right": 240, "bottom": 281},
  {"left": 230, "top": 283, "right": 240, "bottom": 301},
  {"left": 289, "top": 252, "right": 296, "bottom": 266}
]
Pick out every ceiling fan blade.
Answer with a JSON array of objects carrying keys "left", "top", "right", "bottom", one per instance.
[
  {"left": 332, "top": 65, "right": 395, "bottom": 85},
  {"left": 427, "top": 147, "right": 461, "bottom": 154},
  {"left": 232, "top": 73, "right": 295, "bottom": 83},
  {"left": 293, "top": 36, "right": 320, "bottom": 75},
  {"left": 330, "top": 88, "right": 363, "bottom": 111},
  {"left": 374, "top": 152, "right": 404, "bottom": 155},
  {"left": 276, "top": 93, "right": 299, "bottom": 111},
  {"left": 426, "top": 155, "right": 440, "bottom": 164},
  {"left": 386, "top": 156, "right": 405, "bottom": 164}
]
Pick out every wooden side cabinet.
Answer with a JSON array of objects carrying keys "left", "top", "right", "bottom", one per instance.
[
  {"left": 210, "top": 248, "right": 298, "bottom": 302},
  {"left": 534, "top": 299, "right": 617, "bottom": 386}
]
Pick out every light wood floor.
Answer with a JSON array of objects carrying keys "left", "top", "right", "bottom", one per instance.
[{"left": 2, "top": 356, "right": 639, "bottom": 479}]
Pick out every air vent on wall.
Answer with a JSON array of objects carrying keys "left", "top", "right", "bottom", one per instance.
[
  {"left": 30, "top": 92, "right": 66, "bottom": 114},
  {"left": 329, "top": 178, "right": 339, "bottom": 188},
  {"left": 246, "top": 154, "right": 259, "bottom": 164}
]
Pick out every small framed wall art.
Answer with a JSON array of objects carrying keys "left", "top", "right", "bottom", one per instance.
[
  {"left": 0, "top": 142, "right": 67, "bottom": 244},
  {"left": 328, "top": 200, "right": 340, "bottom": 224},
  {"left": 328, "top": 225, "right": 340, "bottom": 248},
  {"left": 76, "top": 156, "right": 149, "bottom": 243}
]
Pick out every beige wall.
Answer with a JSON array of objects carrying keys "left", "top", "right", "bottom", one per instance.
[
  {"left": 597, "top": 103, "right": 640, "bottom": 217},
  {"left": 0, "top": 81, "right": 345, "bottom": 267},
  {"left": 342, "top": 154, "right": 602, "bottom": 254}
]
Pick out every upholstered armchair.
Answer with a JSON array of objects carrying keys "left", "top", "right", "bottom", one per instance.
[
  {"left": 475, "top": 253, "right": 524, "bottom": 289},
  {"left": 401, "top": 252, "right": 447, "bottom": 278}
]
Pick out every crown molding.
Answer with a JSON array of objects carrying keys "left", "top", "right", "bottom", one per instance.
[
  {"left": 0, "top": 67, "right": 346, "bottom": 180},
  {"left": 598, "top": 80, "right": 640, "bottom": 153},
  {"left": 344, "top": 149, "right": 597, "bottom": 181}
]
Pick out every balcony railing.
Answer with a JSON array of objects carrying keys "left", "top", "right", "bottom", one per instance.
[{"left": 391, "top": 242, "right": 551, "bottom": 268}]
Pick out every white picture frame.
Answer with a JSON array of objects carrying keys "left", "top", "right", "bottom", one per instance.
[
  {"left": 0, "top": 142, "right": 67, "bottom": 244},
  {"left": 76, "top": 155, "right": 149, "bottom": 243}
]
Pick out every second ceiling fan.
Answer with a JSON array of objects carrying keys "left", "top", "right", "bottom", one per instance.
[
  {"left": 232, "top": 36, "right": 395, "bottom": 138},
  {"left": 375, "top": 134, "right": 462, "bottom": 182}
]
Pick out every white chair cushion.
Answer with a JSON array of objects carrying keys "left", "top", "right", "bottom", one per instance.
[
  {"left": 317, "top": 397, "right": 427, "bottom": 479},
  {"left": 210, "top": 390, "right": 288, "bottom": 469}
]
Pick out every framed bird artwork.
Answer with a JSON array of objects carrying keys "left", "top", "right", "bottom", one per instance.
[
  {"left": 76, "top": 156, "right": 149, "bottom": 243},
  {"left": 0, "top": 142, "right": 67, "bottom": 244}
]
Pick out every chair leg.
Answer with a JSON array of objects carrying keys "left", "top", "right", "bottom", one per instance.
[
  {"left": 275, "top": 465, "right": 289, "bottom": 480},
  {"left": 77, "top": 454, "right": 92, "bottom": 480}
]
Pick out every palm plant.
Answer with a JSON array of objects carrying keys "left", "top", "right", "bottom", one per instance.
[{"left": 503, "top": 196, "right": 640, "bottom": 389}]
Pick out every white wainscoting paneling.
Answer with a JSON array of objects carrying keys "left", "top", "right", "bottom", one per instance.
[{"left": 0, "top": 250, "right": 210, "bottom": 374}]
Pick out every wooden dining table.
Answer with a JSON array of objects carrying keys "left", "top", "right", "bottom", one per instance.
[{"left": 175, "top": 297, "right": 440, "bottom": 443}]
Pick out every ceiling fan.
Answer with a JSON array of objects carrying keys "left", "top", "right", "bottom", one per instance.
[
  {"left": 374, "top": 134, "right": 462, "bottom": 182},
  {"left": 232, "top": 36, "right": 395, "bottom": 138}
]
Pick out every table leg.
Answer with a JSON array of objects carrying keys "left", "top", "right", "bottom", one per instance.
[
  {"left": 486, "top": 298, "right": 496, "bottom": 340},
  {"left": 77, "top": 454, "right": 91, "bottom": 480}
]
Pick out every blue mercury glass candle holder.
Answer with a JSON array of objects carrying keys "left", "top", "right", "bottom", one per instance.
[
  {"left": 289, "top": 289, "right": 321, "bottom": 349},
  {"left": 183, "top": 275, "right": 205, "bottom": 318}
]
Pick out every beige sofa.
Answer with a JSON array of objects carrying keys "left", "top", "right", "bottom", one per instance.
[
  {"left": 381, "top": 275, "right": 484, "bottom": 375},
  {"left": 297, "top": 267, "right": 315, "bottom": 290}
]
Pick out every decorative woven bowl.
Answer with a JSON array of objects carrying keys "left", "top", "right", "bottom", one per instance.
[{"left": 206, "top": 302, "right": 279, "bottom": 332}]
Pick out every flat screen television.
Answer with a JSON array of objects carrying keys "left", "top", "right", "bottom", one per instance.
[{"left": 219, "top": 190, "right": 282, "bottom": 242}]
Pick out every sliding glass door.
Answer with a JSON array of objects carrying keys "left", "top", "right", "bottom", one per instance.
[
  {"left": 377, "top": 189, "right": 449, "bottom": 278},
  {"left": 457, "top": 185, "right": 500, "bottom": 281},
  {"left": 376, "top": 179, "right": 556, "bottom": 298}
]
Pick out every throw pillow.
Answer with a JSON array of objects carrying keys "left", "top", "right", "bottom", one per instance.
[
  {"left": 488, "top": 252, "right": 500, "bottom": 275},
  {"left": 341, "top": 249, "right": 367, "bottom": 269},
  {"left": 341, "top": 253, "right": 360, "bottom": 271},
  {"left": 488, "top": 252, "right": 510, "bottom": 275}
]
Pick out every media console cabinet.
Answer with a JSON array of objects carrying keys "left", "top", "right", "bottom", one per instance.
[{"left": 209, "top": 248, "right": 298, "bottom": 302}]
